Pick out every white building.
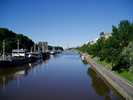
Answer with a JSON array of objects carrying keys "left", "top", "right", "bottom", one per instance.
[{"left": 100, "top": 32, "right": 111, "bottom": 39}]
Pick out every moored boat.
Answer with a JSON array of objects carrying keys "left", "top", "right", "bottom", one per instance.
[
  {"left": 11, "top": 49, "right": 30, "bottom": 66},
  {"left": 0, "top": 60, "right": 12, "bottom": 67},
  {"left": 27, "top": 51, "right": 42, "bottom": 62},
  {"left": 0, "top": 40, "right": 13, "bottom": 67}
]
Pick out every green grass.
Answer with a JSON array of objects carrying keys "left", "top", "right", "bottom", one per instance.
[
  {"left": 93, "top": 57, "right": 133, "bottom": 84},
  {"left": 116, "top": 71, "right": 133, "bottom": 83},
  {"left": 93, "top": 57, "right": 112, "bottom": 70}
]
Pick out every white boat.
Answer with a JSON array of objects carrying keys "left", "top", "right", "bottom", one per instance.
[
  {"left": 81, "top": 55, "right": 85, "bottom": 61},
  {"left": 11, "top": 49, "right": 30, "bottom": 65},
  {"left": 12, "top": 49, "right": 27, "bottom": 58}
]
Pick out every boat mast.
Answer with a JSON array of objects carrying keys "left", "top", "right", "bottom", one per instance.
[
  {"left": 30, "top": 47, "right": 33, "bottom": 52},
  {"left": 38, "top": 46, "right": 40, "bottom": 52},
  {"left": 17, "top": 39, "right": 19, "bottom": 50},
  {"left": 2, "top": 40, "right": 5, "bottom": 60},
  {"left": 34, "top": 44, "right": 36, "bottom": 52}
]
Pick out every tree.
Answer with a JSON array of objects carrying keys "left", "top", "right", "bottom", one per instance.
[
  {"left": 0, "top": 28, "right": 34, "bottom": 53},
  {"left": 121, "top": 42, "right": 133, "bottom": 72},
  {"left": 79, "top": 20, "right": 133, "bottom": 71}
]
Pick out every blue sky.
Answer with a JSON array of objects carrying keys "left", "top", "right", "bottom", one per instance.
[{"left": 0, "top": 0, "right": 133, "bottom": 48}]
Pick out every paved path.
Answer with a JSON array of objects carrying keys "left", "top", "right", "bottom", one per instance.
[{"left": 82, "top": 53, "right": 133, "bottom": 100}]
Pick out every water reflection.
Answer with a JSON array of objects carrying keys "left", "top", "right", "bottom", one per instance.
[
  {"left": 87, "top": 68, "right": 124, "bottom": 100},
  {"left": 88, "top": 68, "right": 110, "bottom": 97},
  {"left": 0, "top": 51, "right": 124, "bottom": 100},
  {"left": 43, "top": 54, "right": 50, "bottom": 63},
  {"left": 0, "top": 67, "right": 28, "bottom": 89},
  {"left": 0, "top": 57, "right": 50, "bottom": 89},
  {"left": 81, "top": 59, "right": 88, "bottom": 65}
]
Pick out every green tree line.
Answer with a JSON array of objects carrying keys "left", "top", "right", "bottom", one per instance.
[
  {"left": 0, "top": 28, "right": 34, "bottom": 54},
  {"left": 78, "top": 20, "right": 133, "bottom": 72}
]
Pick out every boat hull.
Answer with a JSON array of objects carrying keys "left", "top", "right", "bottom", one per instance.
[
  {"left": 42, "top": 52, "right": 50, "bottom": 60},
  {"left": 0, "top": 60, "right": 13, "bottom": 68}
]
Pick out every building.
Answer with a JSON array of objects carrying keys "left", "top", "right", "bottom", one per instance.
[{"left": 100, "top": 32, "right": 111, "bottom": 39}]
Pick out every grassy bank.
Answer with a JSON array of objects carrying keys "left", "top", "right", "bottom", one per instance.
[
  {"left": 115, "top": 71, "right": 133, "bottom": 83},
  {"left": 82, "top": 52, "right": 133, "bottom": 99},
  {"left": 93, "top": 57, "right": 133, "bottom": 84}
]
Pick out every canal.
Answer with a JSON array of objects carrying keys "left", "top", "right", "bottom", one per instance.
[{"left": 0, "top": 51, "right": 123, "bottom": 100}]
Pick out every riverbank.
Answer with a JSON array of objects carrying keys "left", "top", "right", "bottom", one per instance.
[
  {"left": 93, "top": 57, "right": 133, "bottom": 84},
  {"left": 81, "top": 53, "right": 133, "bottom": 100}
]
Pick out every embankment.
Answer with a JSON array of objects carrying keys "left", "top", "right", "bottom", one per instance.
[{"left": 81, "top": 53, "right": 133, "bottom": 100}]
